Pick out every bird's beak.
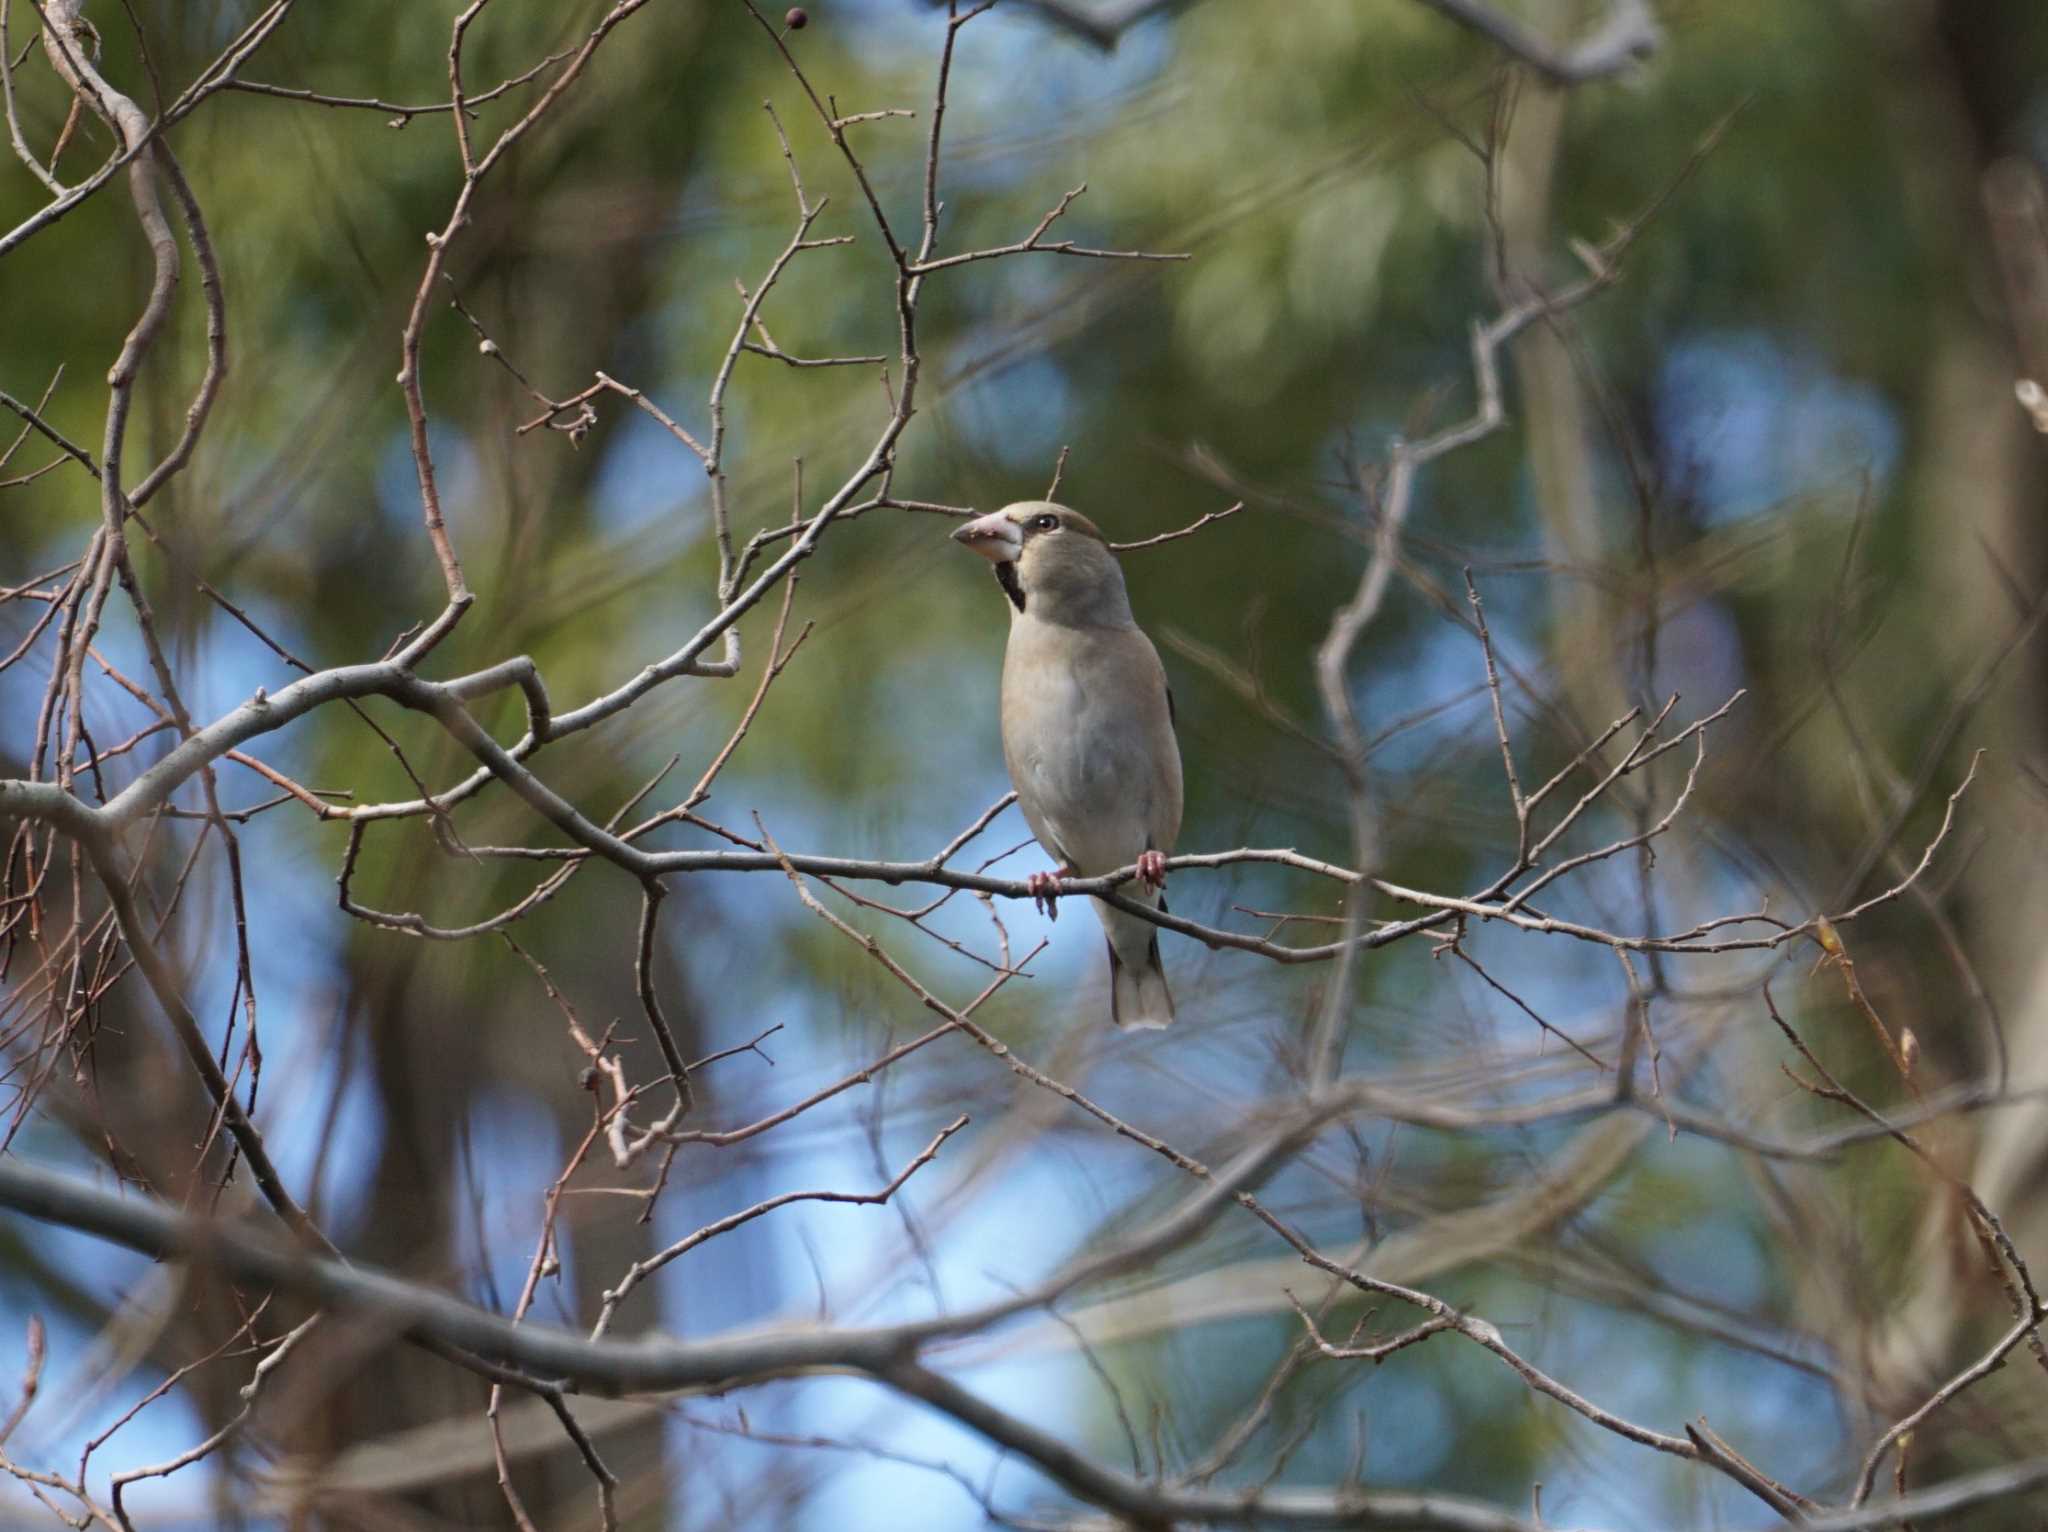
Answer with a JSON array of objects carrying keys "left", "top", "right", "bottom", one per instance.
[{"left": 951, "top": 511, "right": 1022, "bottom": 564}]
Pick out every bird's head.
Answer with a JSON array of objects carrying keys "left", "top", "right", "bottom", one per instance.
[{"left": 951, "top": 501, "right": 1131, "bottom": 626}]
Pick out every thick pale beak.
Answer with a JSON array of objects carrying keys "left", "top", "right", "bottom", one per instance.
[{"left": 951, "top": 511, "right": 1022, "bottom": 564}]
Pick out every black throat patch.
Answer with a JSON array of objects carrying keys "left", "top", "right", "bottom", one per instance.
[{"left": 994, "top": 560, "right": 1025, "bottom": 613}]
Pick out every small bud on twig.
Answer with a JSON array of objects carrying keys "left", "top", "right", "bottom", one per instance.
[{"left": 785, "top": 7, "right": 808, "bottom": 30}]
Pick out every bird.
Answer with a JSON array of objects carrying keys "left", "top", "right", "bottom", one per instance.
[{"left": 952, "top": 500, "right": 1183, "bottom": 1028}]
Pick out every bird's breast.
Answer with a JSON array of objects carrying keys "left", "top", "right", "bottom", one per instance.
[{"left": 999, "top": 620, "right": 1160, "bottom": 873}]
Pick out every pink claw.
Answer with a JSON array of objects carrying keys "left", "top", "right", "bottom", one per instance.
[
  {"left": 1137, "top": 850, "right": 1168, "bottom": 891},
  {"left": 1027, "top": 869, "right": 1065, "bottom": 921}
]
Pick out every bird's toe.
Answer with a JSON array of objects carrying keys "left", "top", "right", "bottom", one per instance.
[
  {"left": 1136, "top": 849, "right": 1168, "bottom": 890},
  {"left": 1027, "top": 869, "right": 1062, "bottom": 921}
]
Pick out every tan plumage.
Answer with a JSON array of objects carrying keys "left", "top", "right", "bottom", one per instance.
[{"left": 952, "top": 501, "right": 1184, "bottom": 1027}]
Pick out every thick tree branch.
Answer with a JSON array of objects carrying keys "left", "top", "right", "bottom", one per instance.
[{"left": 1419, "top": 0, "right": 1661, "bottom": 85}]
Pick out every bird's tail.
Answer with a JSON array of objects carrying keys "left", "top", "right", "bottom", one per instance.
[{"left": 1106, "top": 931, "right": 1174, "bottom": 1030}]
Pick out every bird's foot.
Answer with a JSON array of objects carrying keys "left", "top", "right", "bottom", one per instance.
[
  {"left": 1136, "top": 849, "right": 1168, "bottom": 892},
  {"left": 1028, "top": 867, "right": 1073, "bottom": 921}
]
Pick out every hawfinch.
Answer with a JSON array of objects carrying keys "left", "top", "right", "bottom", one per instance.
[{"left": 953, "top": 501, "right": 1184, "bottom": 1028}]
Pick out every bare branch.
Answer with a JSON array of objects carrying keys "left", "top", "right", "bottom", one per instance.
[
  {"left": 1417, "top": 0, "right": 1662, "bottom": 86},
  {"left": 1111, "top": 501, "right": 1243, "bottom": 553}
]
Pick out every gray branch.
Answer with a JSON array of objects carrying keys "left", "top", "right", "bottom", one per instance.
[
  {"left": 1419, "top": 0, "right": 1662, "bottom": 85},
  {"left": 3, "top": 1152, "right": 2046, "bottom": 1530},
  {"left": 925, "top": 0, "right": 1197, "bottom": 51},
  {"left": 940, "top": 0, "right": 1660, "bottom": 82},
  {"left": 0, "top": 1132, "right": 1566, "bottom": 1532}
]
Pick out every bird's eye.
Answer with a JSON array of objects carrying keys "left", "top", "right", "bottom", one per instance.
[{"left": 1032, "top": 513, "right": 1060, "bottom": 531}]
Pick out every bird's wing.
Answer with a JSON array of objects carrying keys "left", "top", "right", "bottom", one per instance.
[{"left": 1100, "top": 623, "right": 1182, "bottom": 857}]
